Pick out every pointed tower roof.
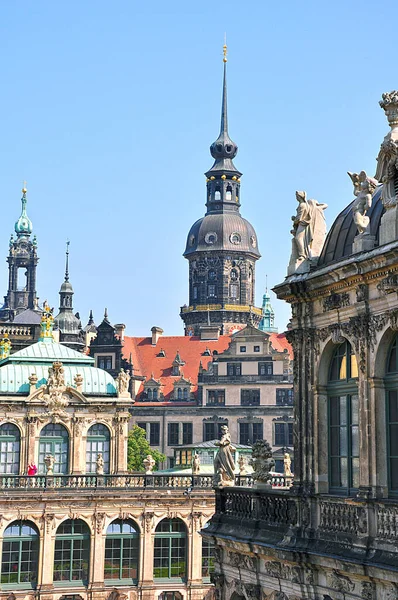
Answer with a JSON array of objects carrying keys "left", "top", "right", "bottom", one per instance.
[
  {"left": 259, "top": 280, "right": 278, "bottom": 333},
  {"left": 60, "top": 241, "right": 73, "bottom": 294},
  {"left": 206, "top": 44, "right": 240, "bottom": 177},
  {"left": 15, "top": 184, "right": 33, "bottom": 237},
  {"left": 84, "top": 310, "right": 97, "bottom": 333}
]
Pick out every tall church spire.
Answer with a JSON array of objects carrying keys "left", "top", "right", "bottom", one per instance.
[
  {"left": 205, "top": 44, "right": 241, "bottom": 215},
  {"left": 54, "top": 241, "right": 84, "bottom": 351},
  {"left": 182, "top": 47, "right": 261, "bottom": 336}
]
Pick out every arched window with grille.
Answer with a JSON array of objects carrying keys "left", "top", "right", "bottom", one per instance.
[
  {"left": 39, "top": 423, "right": 69, "bottom": 474},
  {"left": 153, "top": 518, "right": 187, "bottom": 580},
  {"left": 54, "top": 520, "right": 90, "bottom": 585},
  {"left": 86, "top": 423, "right": 110, "bottom": 474},
  {"left": 385, "top": 335, "right": 398, "bottom": 494},
  {"left": 104, "top": 519, "right": 139, "bottom": 583},
  {"left": 327, "top": 340, "right": 359, "bottom": 495},
  {"left": 1, "top": 521, "right": 39, "bottom": 589},
  {"left": 0, "top": 423, "right": 20, "bottom": 474}
]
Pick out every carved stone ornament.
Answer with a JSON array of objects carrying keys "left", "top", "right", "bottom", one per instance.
[
  {"left": 115, "top": 368, "right": 130, "bottom": 398},
  {"left": 327, "top": 569, "right": 355, "bottom": 593},
  {"left": 361, "top": 582, "right": 375, "bottom": 600},
  {"left": 376, "top": 92, "right": 398, "bottom": 209},
  {"left": 92, "top": 512, "right": 106, "bottom": 534},
  {"left": 377, "top": 273, "right": 398, "bottom": 295},
  {"left": 356, "top": 283, "right": 368, "bottom": 302},
  {"left": 143, "top": 511, "right": 154, "bottom": 533},
  {"left": 41, "top": 513, "right": 55, "bottom": 534},
  {"left": 40, "top": 361, "right": 69, "bottom": 418},
  {"left": 250, "top": 439, "right": 274, "bottom": 486},
  {"left": 323, "top": 292, "right": 350, "bottom": 312}
]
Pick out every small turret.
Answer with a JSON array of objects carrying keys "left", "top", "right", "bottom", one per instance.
[
  {"left": 259, "top": 279, "right": 278, "bottom": 333},
  {"left": 54, "top": 242, "right": 84, "bottom": 351},
  {"left": 14, "top": 185, "right": 33, "bottom": 237}
]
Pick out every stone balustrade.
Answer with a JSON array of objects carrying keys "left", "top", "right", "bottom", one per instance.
[{"left": 0, "top": 472, "right": 292, "bottom": 491}]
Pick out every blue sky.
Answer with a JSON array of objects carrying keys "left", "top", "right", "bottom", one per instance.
[{"left": 0, "top": 0, "right": 397, "bottom": 335}]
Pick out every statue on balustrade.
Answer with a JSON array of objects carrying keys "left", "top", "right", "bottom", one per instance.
[
  {"left": 96, "top": 453, "right": 104, "bottom": 475},
  {"left": 250, "top": 440, "right": 274, "bottom": 488},
  {"left": 213, "top": 425, "right": 235, "bottom": 487},
  {"left": 192, "top": 452, "right": 200, "bottom": 475}
]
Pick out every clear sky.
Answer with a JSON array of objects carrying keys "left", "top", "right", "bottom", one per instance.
[{"left": 0, "top": 0, "right": 397, "bottom": 336}]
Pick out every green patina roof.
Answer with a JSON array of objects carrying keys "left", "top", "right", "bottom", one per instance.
[
  {"left": 0, "top": 338, "right": 117, "bottom": 395},
  {"left": 4, "top": 339, "right": 95, "bottom": 365}
]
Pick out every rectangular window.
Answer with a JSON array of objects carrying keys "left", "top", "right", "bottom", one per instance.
[
  {"left": 388, "top": 390, "right": 398, "bottom": 492},
  {"left": 329, "top": 394, "right": 359, "bottom": 493},
  {"left": 227, "top": 363, "right": 241, "bottom": 376},
  {"left": 206, "top": 389, "right": 225, "bottom": 406},
  {"left": 182, "top": 423, "right": 193, "bottom": 445},
  {"left": 240, "top": 346, "right": 246, "bottom": 353},
  {"left": 274, "top": 423, "right": 286, "bottom": 446},
  {"left": 168, "top": 423, "right": 179, "bottom": 446},
  {"left": 193, "top": 286, "right": 198, "bottom": 300},
  {"left": 239, "top": 422, "right": 263, "bottom": 445},
  {"left": 208, "top": 284, "right": 216, "bottom": 297},
  {"left": 98, "top": 355, "right": 113, "bottom": 370},
  {"left": 241, "top": 389, "right": 260, "bottom": 406},
  {"left": 168, "top": 457, "right": 175, "bottom": 469},
  {"left": 204, "top": 421, "right": 227, "bottom": 442},
  {"left": 276, "top": 388, "right": 294, "bottom": 405},
  {"left": 259, "top": 362, "right": 273, "bottom": 376},
  {"left": 239, "top": 423, "right": 250, "bottom": 445},
  {"left": 230, "top": 284, "right": 239, "bottom": 299},
  {"left": 254, "top": 345, "right": 260, "bottom": 352},
  {"left": 149, "top": 422, "right": 160, "bottom": 446},
  {"left": 137, "top": 422, "right": 147, "bottom": 433}
]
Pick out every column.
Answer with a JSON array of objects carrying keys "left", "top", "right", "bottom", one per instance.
[
  {"left": 89, "top": 513, "right": 106, "bottom": 593},
  {"left": 140, "top": 512, "right": 155, "bottom": 600},
  {"left": 38, "top": 514, "right": 56, "bottom": 593},
  {"left": 71, "top": 416, "right": 85, "bottom": 474}
]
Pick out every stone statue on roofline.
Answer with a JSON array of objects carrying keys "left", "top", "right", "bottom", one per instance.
[
  {"left": 377, "top": 91, "right": 398, "bottom": 245},
  {"left": 116, "top": 369, "right": 130, "bottom": 398},
  {"left": 348, "top": 170, "right": 379, "bottom": 252},
  {"left": 250, "top": 439, "right": 274, "bottom": 488},
  {"left": 287, "top": 191, "right": 328, "bottom": 275}
]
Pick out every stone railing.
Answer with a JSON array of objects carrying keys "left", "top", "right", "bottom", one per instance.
[
  {"left": 211, "top": 486, "right": 398, "bottom": 548},
  {"left": 0, "top": 325, "right": 32, "bottom": 336},
  {"left": 0, "top": 473, "right": 214, "bottom": 490},
  {"left": 0, "top": 472, "right": 292, "bottom": 492},
  {"left": 215, "top": 487, "right": 298, "bottom": 528},
  {"left": 200, "top": 373, "right": 290, "bottom": 383}
]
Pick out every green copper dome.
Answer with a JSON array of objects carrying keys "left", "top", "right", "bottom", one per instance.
[{"left": 14, "top": 187, "right": 33, "bottom": 236}]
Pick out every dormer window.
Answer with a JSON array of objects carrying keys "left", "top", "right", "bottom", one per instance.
[{"left": 172, "top": 365, "right": 180, "bottom": 376}]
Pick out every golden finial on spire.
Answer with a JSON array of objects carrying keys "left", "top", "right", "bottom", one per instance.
[
  {"left": 223, "top": 34, "right": 227, "bottom": 63},
  {"left": 22, "top": 180, "right": 27, "bottom": 195}
]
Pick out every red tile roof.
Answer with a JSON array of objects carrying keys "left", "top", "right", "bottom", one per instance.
[
  {"left": 123, "top": 331, "right": 293, "bottom": 401},
  {"left": 269, "top": 332, "right": 293, "bottom": 359},
  {"left": 123, "top": 335, "right": 231, "bottom": 401}
]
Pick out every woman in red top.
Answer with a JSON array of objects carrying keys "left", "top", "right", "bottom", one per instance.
[{"left": 27, "top": 463, "right": 37, "bottom": 476}]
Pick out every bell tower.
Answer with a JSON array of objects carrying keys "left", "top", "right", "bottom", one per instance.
[
  {"left": 0, "top": 186, "right": 39, "bottom": 321},
  {"left": 180, "top": 47, "right": 262, "bottom": 336}
]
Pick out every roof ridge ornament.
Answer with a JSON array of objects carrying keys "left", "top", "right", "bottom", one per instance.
[{"left": 39, "top": 304, "right": 55, "bottom": 341}]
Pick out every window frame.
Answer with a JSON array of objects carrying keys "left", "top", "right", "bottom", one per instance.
[
  {"left": 153, "top": 519, "right": 187, "bottom": 581},
  {"left": 1, "top": 521, "right": 39, "bottom": 589},
  {"left": 104, "top": 519, "right": 139, "bottom": 583},
  {"left": 86, "top": 423, "right": 110, "bottom": 474},
  {"left": 53, "top": 520, "right": 90, "bottom": 586},
  {"left": 0, "top": 423, "right": 20, "bottom": 475}
]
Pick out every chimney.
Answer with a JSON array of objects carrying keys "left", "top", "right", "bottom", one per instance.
[
  {"left": 151, "top": 326, "right": 164, "bottom": 346},
  {"left": 114, "top": 323, "right": 126, "bottom": 343},
  {"left": 199, "top": 325, "right": 220, "bottom": 341}
]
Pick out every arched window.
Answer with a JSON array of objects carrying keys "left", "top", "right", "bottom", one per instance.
[
  {"left": 104, "top": 519, "right": 139, "bottom": 582},
  {"left": 201, "top": 538, "right": 214, "bottom": 579},
  {"left": 153, "top": 388, "right": 158, "bottom": 400},
  {"left": 327, "top": 340, "right": 359, "bottom": 495},
  {"left": 54, "top": 520, "right": 90, "bottom": 585},
  {"left": 39, "top": 423, "right": 69, "bottom": 474},
  {"left": 0, "top": 423, "right": 20, "bottom": 474},
  {"left": 154, "top": 518, "right": 187, "bottom": 580},
  {"left": 86, "top": 424, "right": 110, "bottom": 474},
  {"left": 159, "top": 593, "right": 183, "bottom": 600},
  {"left": 183, "top": 388, "right": 188, "bottom": 400},
  {"left": 147, "top": 388, "right": 153, "bottom": 400},
  {"left": 385, "top": 336, "right": 398, "bottom": 494},
  {"left": 177, "top": 388, "right": 182, "bottom": 400},
  {"left": 1, "top": 521, "right": 39, "bottom": 588}
]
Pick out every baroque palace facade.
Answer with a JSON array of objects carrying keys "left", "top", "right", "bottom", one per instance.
[
  {"left": 0, "top": 311, "right": 215, "bottom": 600},
  {"left": 204, "top": 92, "right": 398, "bottom": 599}
]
